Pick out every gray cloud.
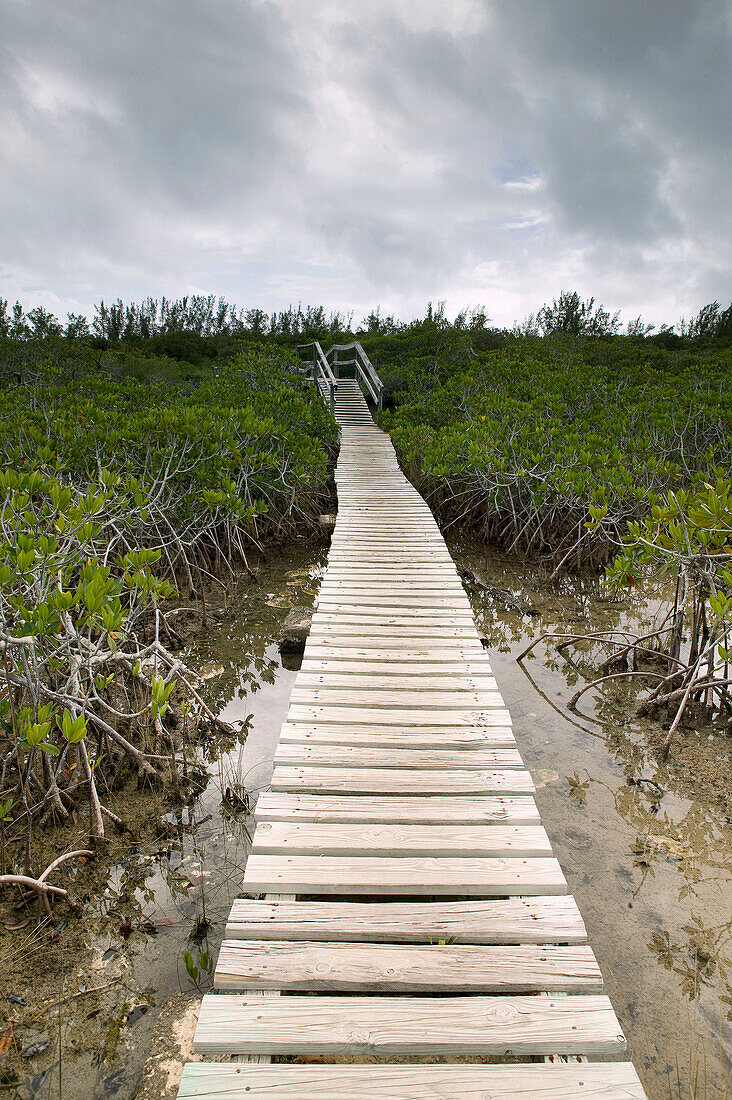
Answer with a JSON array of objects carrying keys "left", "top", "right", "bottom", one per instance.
[{"left": 0, "top": 0, "right": 729, "bottom": 327}]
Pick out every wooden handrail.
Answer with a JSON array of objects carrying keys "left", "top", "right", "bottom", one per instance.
[
  {"left": 296, "top": 342, "right": 336, "bottom": 414},
  {"left": 325, "top": 342, "right": 384, "bottom": 409}
]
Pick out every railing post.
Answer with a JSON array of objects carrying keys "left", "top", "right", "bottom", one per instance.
[
  {"left": 313, "top": 346, "right": 319, "bottom": 393},
  {"left": 332, "top": 347, "right": 339, "bottom": 379}
]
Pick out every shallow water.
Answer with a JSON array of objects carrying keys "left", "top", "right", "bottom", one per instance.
[
  {"left": 4, "top": 539, "right": 729, "bottom": 1099},
  {"left": 454, "top": 539, "right": 731, "bottom": 1100}
]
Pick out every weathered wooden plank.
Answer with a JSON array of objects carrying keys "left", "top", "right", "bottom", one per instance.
[
  {"left": 308, "top": 622, "right": 478, "bottom": 637},
  {"left": 316, "top": 591, "right": 470, "bottom": 605},
  {"left": 325, "top": 551, "right": 452, "bottom": 559},
  {"left": 316, "top": 594, "right": 469, "bottom": 607},
  {"left": 270, "top": 766, "right": 532, "bottom": 795},
  {"left": 278, "top": 723, "right": 514, "bottom": 748},
  {"left": 322, "top": 575, "right": 462, "bottom": 584},
  {"left": 312, "top": 611, "right": 476, "bottom": 626},
  {"left": 288, "top": 689, "right": 505, "bottom": 711},
  {"left": 214, "top": 940, "right": 603, "bottom": 993},
  {"left": 254, "top": 791, "right": 540, "bottom": 824},
  {"left": 193, "top": 993, "right": 626, "bottom": 1055},
  {"left": 272, "top": 745, "right": 523, "bottom": 770},
  {"left": 298, "top": 660, "right": 496, "bottom": 676},
  {"left": 320, "top": 574, "right": 462, "bottom": 583},
  {"left": 301, "top": 651, "right": 491, "bottom": 667},
  {"left": 242, "top": 854, "right": 566, "bottom": 895},
  {"left": 285, "top": 710, "right": 512, "bottom": 733},
  {"left": 252, "top": 821, "right": 550, "bottom": 856},
  {"left": 225, "top": 895, "right": 587, "bottom": 943},
  {"left": 178, "top": 1061, "right": 646, "bottom": 1098},
  {"left": 294, "top": 670, "right": 500, "bottom": 690},
  {"left": 304, "top": 636, "right": 486, "bottom": 653}
]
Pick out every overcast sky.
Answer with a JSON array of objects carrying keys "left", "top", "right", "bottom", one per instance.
[{"left": 1, "top": 0, "right": 730, "bottom": 328}]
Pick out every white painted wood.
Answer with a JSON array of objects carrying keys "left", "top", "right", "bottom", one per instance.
[
  {"left": 242, "top": 854, "right": 567, "bottom": 895},
  {"left": 252, "top": 821, "right": 551, "bottom": 856},
  {"left": 214, "top": 941, "right": 603, "bottom": 993},
  {"left": 225, "top": 895, "right": 587, "bottom": 943},
  {"left": 254, "top": 791, "right": 541, "bottom": 824},
  {"left": 179, "top": 1061, "right": 646, "bottom": 1098},
  {"left": 193, "top": 993, "right": 626, "bottom": 1056}
]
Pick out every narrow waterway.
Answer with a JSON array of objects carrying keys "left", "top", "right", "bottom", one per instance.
[{"left": 2, "top": 540, "right": 729, "bottom": 1100}]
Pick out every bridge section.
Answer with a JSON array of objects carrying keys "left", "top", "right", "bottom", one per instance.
[{"left": 177, "top": 380, "right": 646, "bottom": 1097}]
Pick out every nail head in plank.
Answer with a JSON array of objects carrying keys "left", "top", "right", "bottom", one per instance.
[
  {"left": 270, "top": 766, "right": 533, "bottom": 795},
  {"left": 193, "top": 993, "right": 626, "bottom": 1056},
  {"left": 214, "top": 940, "right": 603, "bottom": 993},
  {"left": 273, "top": 746, "right": 523, "bottom": 770},
  {"left": 252, "top": 821, "right": 551, "bottom": 856},
  {"left": 178, "top": 1061, "right": 646, "bottom": 1098},
  {"left": 254, "top": 792, "right": 541, "bottom": 824}
]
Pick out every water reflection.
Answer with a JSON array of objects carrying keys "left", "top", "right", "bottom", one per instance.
[
  {"left": 8, "top": 537, "right": 728, "bottom": 1100},
  {"left": 453, "top": 537, "right": 731, "bottom": 1100},
  {"left": 2, "top": 546, "right": 325, "bottom": 1100}
]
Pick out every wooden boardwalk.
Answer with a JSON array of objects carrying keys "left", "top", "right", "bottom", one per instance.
[{"left": 178, "top": 380, "right": 646, "bottom": 1097}]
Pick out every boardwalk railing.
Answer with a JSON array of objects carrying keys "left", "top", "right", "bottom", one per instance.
[
  {"left": 326, "top": 341, "right": 384, "bottom": 409},
  {"left": 298, "top": 340, "right": 384, "bottom": 411},
  {"left": 297, "top": 341, "right": 337, "bottom": 413}
]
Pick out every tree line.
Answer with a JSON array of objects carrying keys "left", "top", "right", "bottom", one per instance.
[{"left": 1, "top": 291, "right": 730, "bottom": 344}]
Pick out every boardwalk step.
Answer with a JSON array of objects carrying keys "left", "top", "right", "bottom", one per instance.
[
  {"left": 270, "top": 766, "right": 533, "bottom": 795},
  {"left": 213, "top": 941, "right": 603, "bottom": 993},
  {"left": 254, "top": 792, "right": 541, "bottom": 824},
  {"left": 301, "top": 648, "right": 492, "bottom": 663},
  {"left": 225, "top": 896, "right": 587, "bottom": 943},
  {"left": 287, "top": 689, "right": 506, "bottom": 709},
  {"left": 193, "top": 993, "right": 626, "bottom": 1056},
  {"left": 272, "top": 745, "right": 524, "bottom": 769},
  {"left": 278, "top": 723, "right": 513, "bottom": 748},
  {"left": 251, "top": 821, "right": 552, "bottom": 856},
  {"left": 285, "top": 706, "right": 513, "bottom": 728},
  {"left": 179, "top": 1062, "right": 646, "bottom": 1098},
  {"left": 242, "top": 854, "right": 567, "bottom": 895},
  {"left": 294, "top": 671, "right": 500, "bottom": 688}
]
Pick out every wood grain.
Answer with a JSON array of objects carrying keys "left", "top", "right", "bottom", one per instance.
[{"left": 225, "top": 895, "right": 587, "bottom": 944}]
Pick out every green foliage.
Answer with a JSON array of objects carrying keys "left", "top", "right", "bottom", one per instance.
[
  {"left": 600, "top": 480, "right": 732, "bottom": 739},
  {"left": 605, "top": 480, "right": 732, "bottom": 589},
  {"left": 377, "top": 340, "right": 731, "bottom": 569},
  {"left": 0, "top": 343, "right": 336, "bottom": 845},
  {"left": 183, "top": 947, "right": 213, "bottom": 990},
  {"left": 537, "top": 290, "right": 621, "bottom": 336}
]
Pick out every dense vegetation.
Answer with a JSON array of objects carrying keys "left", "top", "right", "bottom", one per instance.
[
  {"left": 376, "top": 338, "right": 731, "bottom": 572},
  {"left": 0, "top": 342, "right": 335, "bottom": 882},
  {"left": 0, "top": 290, "right": 730, "bottom": 883}
]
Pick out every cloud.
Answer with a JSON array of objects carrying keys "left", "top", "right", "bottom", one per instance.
[{"left": 0, "top": 0, "right": 729, "bottom": 327}]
